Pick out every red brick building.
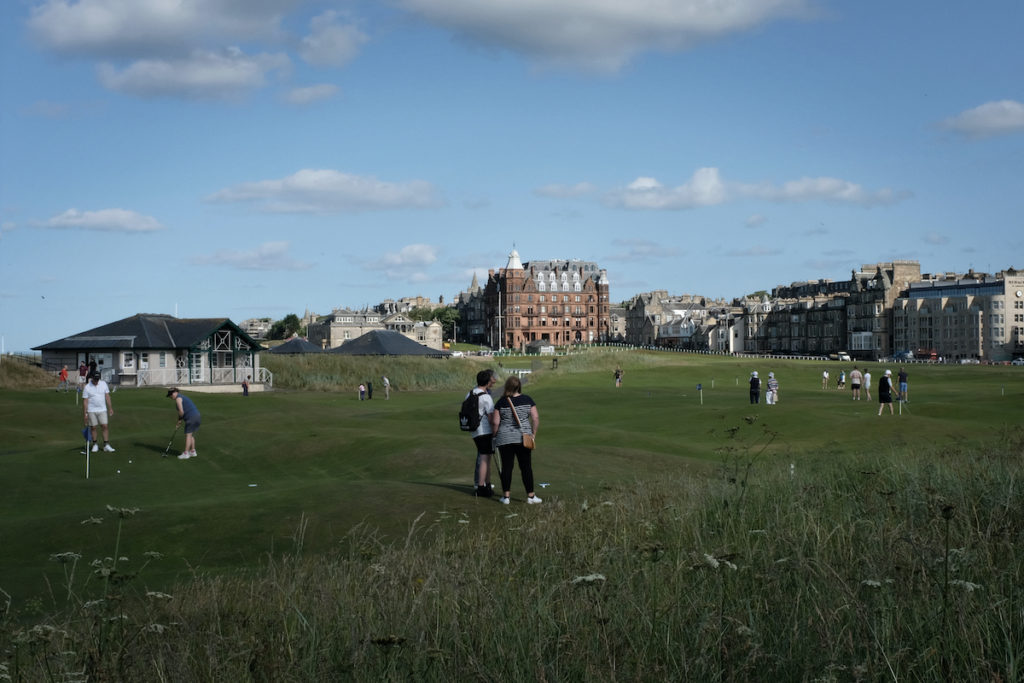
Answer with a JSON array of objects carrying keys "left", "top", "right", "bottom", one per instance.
[{"left": 483, "top": 249, "right": 611, "bottom": 350}]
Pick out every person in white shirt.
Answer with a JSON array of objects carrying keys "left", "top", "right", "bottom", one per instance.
[
  {"left": 82, "top": 371, "right": 115, "bottom": 452},
  {"left": 468, "top": 369, "right": 497, "bottom": 496}
]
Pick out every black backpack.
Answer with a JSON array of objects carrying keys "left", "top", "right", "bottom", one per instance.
[{"left": 459, "top": 391, "right": 481, "bottom": 431}]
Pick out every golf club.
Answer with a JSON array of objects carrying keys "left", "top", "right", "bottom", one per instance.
[{"left": 162, "top": 423, "right": 180, "bottom": 457}]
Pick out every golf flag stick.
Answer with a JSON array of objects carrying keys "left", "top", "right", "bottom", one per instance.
[
  {"left": 163, "top": 423, "right": 180, "bottom": 457},
  {"left": 82, "top": 426, "right": 91, "bottom": 479}
]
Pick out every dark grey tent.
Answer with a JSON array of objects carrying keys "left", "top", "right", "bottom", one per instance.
[
  {"left": 328, "top": 330, "right": 450, "bottom": 357},
  {"left": 269, "top": 337, "right": 323, "bottom": 354}
]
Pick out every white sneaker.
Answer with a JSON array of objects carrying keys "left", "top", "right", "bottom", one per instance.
[
  {"left": 527, "top": 495, "right": 543, "bottom": 504},
  {"left": 91, "top": 443, "right": 99, "bottom": 453},
  {"left": 189, "top": 450, "right": 197, "bottom": 458},
  {"left": 103, "top": 444, "right": 115, "bottom": 452},
  {"left": 499, "top": 497, "right": 510, "bottom": 505},
  {"left": 177, "top": 452, "right": 191, "bottom": 460}
]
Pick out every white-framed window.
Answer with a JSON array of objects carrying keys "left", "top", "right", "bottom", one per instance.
[
  {"left": 159, "top": 352, "right": 167, "bottom": 368},
  {"left": 122, "top": 352, "right": 134, "bottom": 368}
]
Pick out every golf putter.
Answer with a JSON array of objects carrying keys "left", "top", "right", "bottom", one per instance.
[{"left": 163, "top": 423, "right": 180, "bottom": 457}]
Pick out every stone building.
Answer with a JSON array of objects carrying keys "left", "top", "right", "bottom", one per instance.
[
  {"left": 482, "top": 249, "right": 611, "bottom": 350},
  {"left": 892, "top": 268, "right": 1024, "bottom": 361}
]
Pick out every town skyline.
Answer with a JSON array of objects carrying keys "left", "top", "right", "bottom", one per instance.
[{"left": 3, "top": 1, "right": 1023, "bottom": 353}]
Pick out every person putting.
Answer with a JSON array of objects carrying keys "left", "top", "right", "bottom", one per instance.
[{"left": 167, "top": 387, "right": 201, "bottom": 459}]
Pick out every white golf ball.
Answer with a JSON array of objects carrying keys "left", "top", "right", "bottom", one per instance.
[
  {"left": 128, "top": 460, "right": 132, "bottom": 464},
  {"left": 117, "top": 470, "right": 121, "bottom": 474}
]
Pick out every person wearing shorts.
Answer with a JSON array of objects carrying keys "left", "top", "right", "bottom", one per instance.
[
  {"left": 167, "top": 388, "right": 201, "bottom": 459},
  {"left": 849, "top": 366, "right": 863, "bottom": 400},
  {"left": 468, "top": 369, "right": 497, "bottom": 496},
  {"left": 898, "top": 368, "right": 908, "bottom": 402},
  {"left": 82, "top": 371, "right": 115, "bottom": 452}
]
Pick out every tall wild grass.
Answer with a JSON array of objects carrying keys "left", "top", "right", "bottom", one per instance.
[{"left": 4, "top": 428, "right": 1021, "bottom": 681}]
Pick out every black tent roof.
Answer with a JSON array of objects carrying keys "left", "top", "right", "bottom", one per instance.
[
  {"left": 33, "top": 313, "right": 260, "bottom": 351},
  {"left": 269, "top": 337, "right": 323, "bottom": 354},
  {"left": 328, "top": 329, "right": 450, "bottom": 357}
]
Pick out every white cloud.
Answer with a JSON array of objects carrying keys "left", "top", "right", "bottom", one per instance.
[
  {"left": 284, "top": 83, "right": 339, "bottom": 105},
  {"left": 97, "top": 48, "right": 289, "bottom": 99},
  {"left": 604, "top": 168, "right": 909, "bottom": 210},
  {"left": 366, "top": 244, "right": 439, "bottom": 283},
  {"left": 942, "top": 100, "right": 1024, "bottom": 139},
  {"left": 605, "top": 239, "right": 680, "bottom": 262},
  {"left": 739, "top": 176, "right": 911, "bottom": 207},
  {"left": 299, "top": 11, "right": 367, "bottom": 67},
  {"left": 208, "top": 169, "right": 443, "bottom": 213},
  {"left": 725, "top": 245, "right": 783, "bottom": 257},
  {"left": 923, "top": 231, "right": 949, "bottom": 245},
  {"left": 378, "top": 244, "right": 438, "bottom": 268},
  {"left": 745, "top": 213, "right": 767, "bottom": 228},
  {"left": 609, "top": 168, "right": 728, "bottom": 209},
  {"left": 399, "top": 0, "right": 809, "bottom": 71},
  {"left": 534, "top": 182, "right": 596, "bottom": 198},
  {"left": 190, "top": 241, "right": 312, "bottom": 271},
  {"left": 39, "top": 208, "right": 164, "bottom": 232},
  {"left": 28, "top": 0, "right": 295, "bottom": 58}
]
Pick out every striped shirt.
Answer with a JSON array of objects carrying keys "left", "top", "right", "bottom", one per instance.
[{"left": 493, "top": 394, "right": 536, "bottom": 447}]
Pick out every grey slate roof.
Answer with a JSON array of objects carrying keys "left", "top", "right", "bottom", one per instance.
[
  {"left": 269, "top": 337, "right": 323, "bottom": 354},
  {"left": 33, "top": 313, "right": 260, "bottom": 351},
  {"left": 327, "top": 329, "right": 450, "bottom": 357}
]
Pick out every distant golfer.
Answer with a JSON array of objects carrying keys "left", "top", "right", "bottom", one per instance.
[
  {"left": 749, "top": 371, "right": 761, "bottom": 404},
  {"left": 766, "top": 372, "right": 779, "bottom": 405},
  {"left": 863, "top": 369, "right": 872, "bottom": 400},
  {"left": 849, "top": 366, "right": 863, "bottom": 400},
  {"left": 167, "top": 388, "right": 201, "bottom": 459},
  {"left": 242, "top": 376, "right": 250, "bottom": 397},
  {"left": 381, "top": 375, "right": 391, "bottom": 400},
  {"left": 614, "top": 366, "right": 623, "bottom": 387},
  {"left": 877, "top": 370, "right": 895, "bottom": 416},
  {"left": 898, "top": 368, "right": 909, "bottom": 402},
  {"left": 57, "top": 365, "right": 69, "bottom": 392},
  {"left": 822, "top": 370, "right": 829, "bottom": 389},
  {"left": 82, "top": 371, "right": 115, "bottom": 452}
]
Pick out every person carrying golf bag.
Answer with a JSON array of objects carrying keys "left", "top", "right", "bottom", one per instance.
[{"left": 167, "top": 388, "right": 201, "bottom": 460}]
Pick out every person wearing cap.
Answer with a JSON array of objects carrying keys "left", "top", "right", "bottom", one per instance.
[
  {"left": 877, "top": 369, "right": 895, "bottom": 416},
  {"left": 766, "top": 371, "right": 779, "bottom": 405},
  {"left": 82, "top": 371, "right": 115, "bottom": 452},
  {"left": 167, "top": 388, "right": 201, "bottom": 459},
  {"left": 749, "top": 371, "right": 761, "bottom": 404}
]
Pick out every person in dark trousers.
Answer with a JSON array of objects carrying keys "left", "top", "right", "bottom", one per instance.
[
  {"left": 367, "top": 380, "right": 373, "bottom": 399},
  {"left": 490, "top": 376, "right": 541, "bottom": 505},
  {"left": 749, "top": 371, "right": 761, "bottom": 404},
  {"left": 167, "top": 388, "right": 201, "bottom": 459},
  {"left": 242, "top": 376, "right": 250, "bottom": 397},
  {"left": 877, "top": 370, "right": 896, "bottom": 416}
]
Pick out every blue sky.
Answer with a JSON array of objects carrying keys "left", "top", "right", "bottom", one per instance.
[{"left": 2, "top": 0, "right": 1023, "bottom": 352}]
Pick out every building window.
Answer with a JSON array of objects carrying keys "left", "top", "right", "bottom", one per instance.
[
  {"left": 122, "top": 352, "right": 134, "bottom": 368},
  {"left": 159, "top": 352, "right": 167, "bottom": 368}
]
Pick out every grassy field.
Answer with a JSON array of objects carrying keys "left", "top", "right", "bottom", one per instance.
[{"left": 1, "top": 351, "right": 1022, "bottom": 679}]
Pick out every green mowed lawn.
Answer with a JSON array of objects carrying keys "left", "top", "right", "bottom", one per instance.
[{"left": 2, "top": 354, "right": 1021, "bottom": 606}]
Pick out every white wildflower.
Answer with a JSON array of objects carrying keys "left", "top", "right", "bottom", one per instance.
[
  {"left": 145, "top": 591, "right": 174, "bottom": 601},
  {"left": 949, "top": 580, "right": 982, "bottom": 592},
  {"left": 749, "top": 529, "right": 767, "bottom": 535},
  {"left": 722, "top": 560, "right": 738, "bottom": 571},
  {"left": 145, "top": 624, "right": 167, "bottom": 634},
  {"left": 861, "top": 579, "right": 882, "bottom": 588},
  {"left": 581, "top": 499, "right": 589, "bottom": 511},
  {"left": 80, "top": 517, "right": 103, "bottom": 525},
  {"left": 50, "top": 552, "right": 82, "bottom": 563},
  {"left": 570, "top": 573, "right": 606, "bottom": 585},
  {"left": 703, "top": 554, "right": 720, "bottom": 570},
  {"left": 458, "top": 519, "right": 469, "bottom": 524}
]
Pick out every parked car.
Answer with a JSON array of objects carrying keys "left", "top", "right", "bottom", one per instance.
[{"left": 1012, "top": 358, "right": 1024, "bottom": 366}]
